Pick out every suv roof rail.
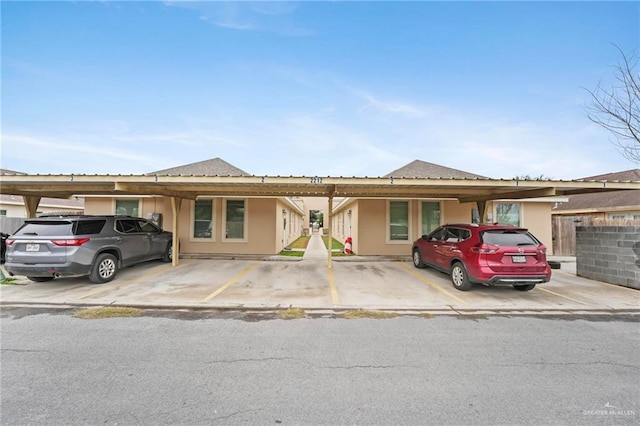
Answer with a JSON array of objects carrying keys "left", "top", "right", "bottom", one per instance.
[{"left": 444, "top": 223, "right": 479, "bottom": 227}]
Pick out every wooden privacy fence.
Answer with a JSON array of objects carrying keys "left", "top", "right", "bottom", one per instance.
[
  {"left": 552, "top": 216, "right": 640, "bottom": 256},
  {"left": 552, "top": 216, "right": 593, "bottom": 256}
]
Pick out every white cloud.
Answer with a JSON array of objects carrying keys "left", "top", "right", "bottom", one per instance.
[
  {"left": 1, "top": 133, "right": 165, "bottom": 174},
  {"left": 164, "top": 1, "right": 313, "bottom": 36},
  {"left": 351, "top": 89, "right": 429, "bottom": 118}
]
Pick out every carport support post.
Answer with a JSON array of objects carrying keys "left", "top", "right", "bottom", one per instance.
[
  {"left": 171, "top": 197, "right": 183, "bottom": 267},
  {"left": 327, "top": 194, "right": 333, "bottom": 269},
  {"left": 23, "top": 196, "right": 41, "bottom": 218},
  {"left": 477, "top": 201, "right": 487, "bottom": 224}
]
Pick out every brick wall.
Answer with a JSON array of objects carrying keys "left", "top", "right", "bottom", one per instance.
[{"left": 576, "top": 226, "right": 640, "bottom": 289}]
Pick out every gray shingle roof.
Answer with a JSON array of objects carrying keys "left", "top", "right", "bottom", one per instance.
[
  {"left": 577, "top": 169, "right": 640, "bottom": 182},
  {"left": 148, "top": 157, "right": 250, "bottom": 176},
  {"left": 553, "top": 169, "right": 640, "bottom": 212},
  {"left": 384, "top": 160, "right": 488, "bottom": 179},
  {"left": 0, "top": 169, "right": 27, "bottom": 176}
]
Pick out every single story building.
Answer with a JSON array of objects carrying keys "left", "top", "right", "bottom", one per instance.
[
  {"left": 2, "top": 157, "right": 638, "bottom": 265},
  {"left": 330, "top": 160, "right": 561, "bottom": 256}
]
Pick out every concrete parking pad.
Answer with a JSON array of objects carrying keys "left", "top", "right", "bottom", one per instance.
[{"left": 1, "top": 259, "right": 639, "bottom": 313}]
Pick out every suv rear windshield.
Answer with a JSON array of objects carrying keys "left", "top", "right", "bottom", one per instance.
[
  {"left": 15, "top": 221, "right": 73, "bottom": 237},
  {"left": 481, "top": 230, "right": 539, "bottom": 246}
]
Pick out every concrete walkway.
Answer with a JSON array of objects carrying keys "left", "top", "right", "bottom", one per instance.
[{"left": 302, "top": 232, "right": 328, "bottom": 260}]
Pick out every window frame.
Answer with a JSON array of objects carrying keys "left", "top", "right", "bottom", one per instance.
[
  {"left": 114, "top": 199, "right": 140, "bottom": 217},
  {"left": 222, "top": 198, "right": 248, "bottom": 243},
  {"left": 419, "top": 201, "right": 442, "bottom": 236},
  {"left": 190, "top": 198, "right": 215, "bottom": 242},
  {"left": 494, "top": 202, "right": 521, "bottom": 227},
  {"left": 387, "top": 200, "right": 411, "bottom": 244}
]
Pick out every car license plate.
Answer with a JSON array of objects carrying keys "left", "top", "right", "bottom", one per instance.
[
  {"left": 512, "top": 255, "right": 526, "bottom": 263},
  {"left": 26, "top": 244, "right": 40, "bottom": 252}
]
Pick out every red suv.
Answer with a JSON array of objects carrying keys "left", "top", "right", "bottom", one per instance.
[{"left": 412, "top": 223, "right": 551, "bottom": 291}]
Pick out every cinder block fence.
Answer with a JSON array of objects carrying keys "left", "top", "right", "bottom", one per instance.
[{"left": 576, "top": 226, "right": 640, "bottom": 289}]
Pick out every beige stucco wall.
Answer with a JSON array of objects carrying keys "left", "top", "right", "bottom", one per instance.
[
  {"left": 520, "top": 202, "right": 553, "bottom": 254},
  {"left": 84, "top": 196, "right": 302, "bottom": 255},
  {"left": 332, "top": 199, "right": 358, "bottom": 253},
  {"left": 442, "top": 200, "right": 475, "bottom": 224},
  {"left": 349, "top": 198, "right": 554, "bottom": 256},
  {"left": 84, "top": 195, "right": 554, "bottom": 257},
  {"left": 277, "top": 199, "right": 305, "bottom": 251},
  {"left": 0, "top": 203, "right": 84, "bottom": 217}
]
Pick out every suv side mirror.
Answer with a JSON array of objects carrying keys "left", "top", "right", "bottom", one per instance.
[{"left": 421, "top": 235, "right": 429, "bottom": 241}]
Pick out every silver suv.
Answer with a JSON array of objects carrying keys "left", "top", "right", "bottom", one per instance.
[{"left": 4, "top": 215, "right": 172, "bottom": 283}]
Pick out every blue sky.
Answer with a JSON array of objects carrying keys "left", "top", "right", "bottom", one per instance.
[{"left": 2, "top": 1, "right": 638, "bottom": 179}]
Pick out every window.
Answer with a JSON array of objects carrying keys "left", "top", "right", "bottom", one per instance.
[
  {"left": 138, "top": 220, "right": 159, "bottom": 233},
  {"left": 116, "top": 219, "right": 139, "bottom": 234},
  {"left": 427, "top": 227, "right": 446, "bottom": 241},
  {"left": 471, "top": 209, "right": 480, "bottom": 224},
  {"left": 421, "top": 202, "right": 440, "bottom": 235},
  {"left": 224, "top": 199, "right": 246, "bottom": 240},
  {"left": 0, "top": 210, "right": 6, "bottom": 216},
  {"left": 389, "top": 201, "right": 409, "bottom": 241},
  {"left": 495, "top": 203, "right": 520, "bottom": 226},
  {"left": 115, "top": 199, "right": 139, "bottom": 216},
  {"left": 482, "top": 230, "right": 539, "bottom": 246},
  {"left": 444, "top": 227, "right": 471, "bottom": 242},
  {"left": 73, "top": 220, "right": 106, "bottom": 235},
  {"left": 193, "top": 199, "right": 213, "bottom": 239}
]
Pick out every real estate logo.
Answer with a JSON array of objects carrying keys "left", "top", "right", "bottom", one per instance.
[{"left": 583, "top": 402, "right": 636, "bottom": 417}]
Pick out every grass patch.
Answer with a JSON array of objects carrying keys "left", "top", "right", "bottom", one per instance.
[
  {"left": 73, "top": 306, "right": 143, "bottom": 319},
  {"left": 322, "top": 236, "right": 344, "bottom": 250},
  {"left": 329, "top": 251, "right": 356, "bottom": 257},
  {"left": 1, "top": 277, "right": 24, "bottom": 285},
  {"left": 278, "top": 250, "right": 305, "bottom": 257},
  {"left": 343, "top": 309, "right": 399, "bottom": 319},
  {"left": 288, "top": 236, "right": 311, "bottom": 249},
  {"left": 279, "top": 306, "right": 306, "bottom": 319}
]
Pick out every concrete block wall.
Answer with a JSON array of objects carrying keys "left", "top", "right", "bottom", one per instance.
[{"left": 576, "top": 226, "right": 640, "bottom": 289}]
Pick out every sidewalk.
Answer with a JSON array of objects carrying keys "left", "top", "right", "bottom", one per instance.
[{"left": 302, "top": 232, "right": 328, "bottom": 261}]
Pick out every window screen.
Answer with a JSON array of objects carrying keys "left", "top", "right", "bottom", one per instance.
[{"left": 389, "top": 201, "right": 409, "bottom": 241}]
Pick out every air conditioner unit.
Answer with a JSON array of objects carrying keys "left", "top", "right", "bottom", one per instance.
[{"left": 147, "top": 213, "right": 162, "bottom": 228}]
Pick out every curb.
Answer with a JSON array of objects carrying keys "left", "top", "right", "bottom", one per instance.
[{"left": 3, "top": 301, "right": 640, "bottom": 316}]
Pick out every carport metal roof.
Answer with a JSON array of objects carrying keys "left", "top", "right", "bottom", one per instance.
[
  {"left": 2, "top": 173, "right": 639, "bottom": 201},
  {"left": 2, "top": 173, "right": 639, "bottom": 268}
]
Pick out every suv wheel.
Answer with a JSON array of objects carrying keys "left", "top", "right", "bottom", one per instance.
[
  {"left": 412, "top": 249, "right": 425, "bottom": 268},
  {"left": 90, "top": 253, "right": 118, "bottom": 283},
  {"left": 450, "top": 262, "right": 472, "bottom": 291},
  {"left": 28, "top": 276, "right": 55, "bottom": 282},
  {"left": 513, "top": 284, "right": 536, "bottom": 291}
]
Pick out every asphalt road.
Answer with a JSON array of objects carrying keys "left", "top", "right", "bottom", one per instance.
[{"left": 1, "top": 308, "right": 639, "bottom": 425}]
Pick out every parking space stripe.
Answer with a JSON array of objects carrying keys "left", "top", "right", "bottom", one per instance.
[
  {"left": 201, "top": 261, "right": 261, "bottom": 303},
  {"left": 538, "top": 287, "right": 590, "bottom": 306},
  {"left": 328, "top": 267, "right": 340, "bottom": 305},
  {"left": 396, "top": 262, "right": 468, "bottom": 305},
  {"left": 77, "top": 262, "right": 184, "bottom": 300}
]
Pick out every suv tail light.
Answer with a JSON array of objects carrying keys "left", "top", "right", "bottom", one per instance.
[
  {"left": 51, "top": 238, "right": 90, "bottom": 247},
  {"left": 538, "top": 245, "right": 547, "bottom": 255},
  {"left": 5, "top": 239, "right": 15, "bottom": 246},
  {"left": 471, "top": 244, "right": 498, "bottom": 254}
]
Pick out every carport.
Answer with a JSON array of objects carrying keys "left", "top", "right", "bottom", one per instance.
[{"left": 1, "top": 173, "right": 638, "bottom": 267}]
